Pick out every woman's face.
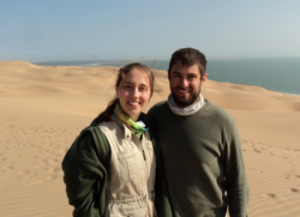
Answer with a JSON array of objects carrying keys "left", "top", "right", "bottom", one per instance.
[{"left": 116, "top": 68, "right": 152, "bottom": 121}]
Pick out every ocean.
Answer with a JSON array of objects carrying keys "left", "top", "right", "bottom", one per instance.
[{"left": 33, "top": 58, "right": 300, "bottom": 95}]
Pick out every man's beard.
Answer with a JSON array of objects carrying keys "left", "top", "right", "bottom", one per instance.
[{"left": 171, "top": 85, "right": 201, "bottom": 108}]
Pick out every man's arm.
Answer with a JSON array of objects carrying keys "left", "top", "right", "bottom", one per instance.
[{"left": 223, "top": 120, "right": 249, "bottom": 217}]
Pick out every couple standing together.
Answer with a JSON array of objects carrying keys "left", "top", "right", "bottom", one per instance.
[{"left": 62, "top": 48, "right": 249, "bottom": 217}]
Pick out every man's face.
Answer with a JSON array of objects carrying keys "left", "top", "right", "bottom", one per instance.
[{"left": 169, "top": 62, "right": 207, "bottom": 107}]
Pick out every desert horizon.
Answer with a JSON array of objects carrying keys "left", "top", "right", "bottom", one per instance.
[{"left": 1, "top": 60, "right": 300, "bottom": 216}]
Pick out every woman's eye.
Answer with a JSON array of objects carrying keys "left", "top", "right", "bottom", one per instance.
[{"left": 139, "top": 87, "right": 147, "bottom": 91}]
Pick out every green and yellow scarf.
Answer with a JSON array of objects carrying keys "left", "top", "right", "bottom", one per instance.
[{"left": 114, "top": 103, "right": 148, "bottom": 138}]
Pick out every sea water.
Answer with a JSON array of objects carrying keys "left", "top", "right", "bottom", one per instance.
[{"left": 33, "top": 58, "right": 300, "bottom": 95}]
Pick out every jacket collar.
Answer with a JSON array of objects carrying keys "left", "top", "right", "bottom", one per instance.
[{"left": 111, "top": 113, "right": 132, "bottom": 140}]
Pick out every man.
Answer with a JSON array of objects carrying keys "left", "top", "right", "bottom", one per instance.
[{"left": 148, "top": 48, "right": 249, "bottom": 217}]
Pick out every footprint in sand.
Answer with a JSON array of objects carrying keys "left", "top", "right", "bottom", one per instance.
[
  {"left": 289, "top": 188, "right": 300, "bottom": 193},
  {"left": 53, "top": 166, "right": 61, "bottom": 174},
  {"left": 53, "top": 158, "right": 60, "bottom": 163},
  {"left": 285, "top": 173, "right": 292, "bottom": 179},
  {"left": 265, "top": 193, "right": 277, "bottom": 199},
  {"left": 253, "top": 149, "right": 261, "bottom": 153},
  {"left": 49, "top": 174, "right": 59, "bottom": 179},
  {"left": 17, "top": 170, "right": 29, "bottom": 176}
]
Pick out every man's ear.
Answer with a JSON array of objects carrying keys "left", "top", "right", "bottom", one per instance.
[{"left": 201, "top": 73, "right": 208, "bottom": 83}]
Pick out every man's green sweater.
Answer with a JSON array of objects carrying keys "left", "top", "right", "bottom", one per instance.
[{"left": 148, "top": 100, "right": 249, "bottom": 217}]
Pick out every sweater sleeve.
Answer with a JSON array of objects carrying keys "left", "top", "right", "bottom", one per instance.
[
  {"left": 62, "top": 129, "right": 110, "bottom": 217},
  {"left": 223, "top": 120, "right": 249, "bottom": 217}
]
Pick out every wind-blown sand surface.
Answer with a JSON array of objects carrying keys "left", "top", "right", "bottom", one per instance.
[{"left": 0, "top": 60, "right": 300, "bottom": 217}]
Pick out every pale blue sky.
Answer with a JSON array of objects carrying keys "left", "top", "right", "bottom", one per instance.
[{"left": 1, "top": 0, "right": 300, "bottom": 61}]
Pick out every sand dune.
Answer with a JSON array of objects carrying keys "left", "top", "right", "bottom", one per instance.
[{"left": 0, "top": 61, "right": 300, "bottom": 216}]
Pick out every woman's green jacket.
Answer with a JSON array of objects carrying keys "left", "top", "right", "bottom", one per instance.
[{"left": 62, "top": 118, "right": 174, "bottom": 217}]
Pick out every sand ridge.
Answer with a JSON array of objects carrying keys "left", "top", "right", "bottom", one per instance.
[{"left": 0, "top": 61, "right": 300, "bottom": 216}]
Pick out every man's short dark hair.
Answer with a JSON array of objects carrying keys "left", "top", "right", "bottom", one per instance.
[{"left": 168, "top": 48, "right": 207, "bottom": 79}]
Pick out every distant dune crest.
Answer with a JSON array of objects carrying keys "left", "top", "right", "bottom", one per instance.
[{"left": 1, "top": 60, "right": 299, "bottom": 112}]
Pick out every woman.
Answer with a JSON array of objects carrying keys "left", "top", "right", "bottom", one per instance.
[{"left": 62, "top": 63, "right": 157, "bottom": 217}]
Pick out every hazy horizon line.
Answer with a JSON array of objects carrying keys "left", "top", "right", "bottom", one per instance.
[{"left": 1, "top": 56, "right": 300, "bottom": 63}]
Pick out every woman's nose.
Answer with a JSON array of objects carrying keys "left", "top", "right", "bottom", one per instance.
[{"left": 131, "top": 87, "right": 139, "bottom": 97}]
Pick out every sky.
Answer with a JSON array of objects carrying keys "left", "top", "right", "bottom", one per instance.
[{"left": 1, "top": 0, "right": 300, "bottom": 62}]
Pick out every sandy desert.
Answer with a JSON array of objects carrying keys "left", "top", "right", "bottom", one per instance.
[{"left": 0, "top": 60, "right": 300, "bottom": 217}]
